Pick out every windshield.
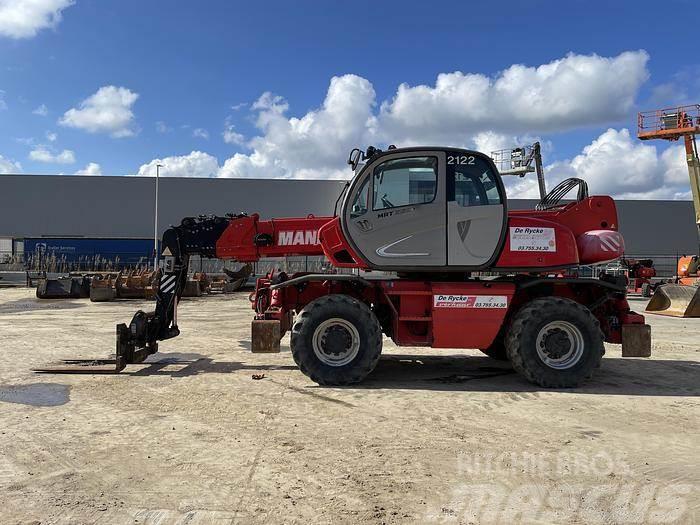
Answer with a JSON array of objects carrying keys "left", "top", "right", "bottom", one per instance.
[{"left": 372, "top": 157, "right": 438, "bottom": 210}]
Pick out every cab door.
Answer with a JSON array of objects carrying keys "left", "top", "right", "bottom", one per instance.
[
  {"left": 343, "top": 151, "right": 446, "bottom": 269},
  {"left": 446, "top": 152, "right": 507, "bottom": 267}
]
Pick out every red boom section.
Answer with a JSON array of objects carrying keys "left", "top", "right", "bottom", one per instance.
[{"left": 215, "top": 214, "right": 332, "bottom": 261}]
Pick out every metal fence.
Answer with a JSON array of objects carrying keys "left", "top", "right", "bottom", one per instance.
[{"left": 0, "top": 251, "right": 153, "bottom": 273}]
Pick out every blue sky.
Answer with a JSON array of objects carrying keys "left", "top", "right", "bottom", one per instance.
[{"left": 0, "top": 0, "right": 698, "bottom": 199}]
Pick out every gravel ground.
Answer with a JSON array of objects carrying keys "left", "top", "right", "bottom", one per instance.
[{"left": 0, "top": 288, "right": 698, "bottom": 524}]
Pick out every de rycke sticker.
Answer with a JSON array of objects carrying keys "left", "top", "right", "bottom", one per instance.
[
  {"left": 433, "top": 295, "right": 508, "bottom": 308},
  {"left": 509, "top": 226, "right": 556, "bottom": 252}
]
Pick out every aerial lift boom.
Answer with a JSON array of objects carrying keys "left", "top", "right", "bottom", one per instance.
[
  {"left": 638, "top": 105, "right": 700, "bottom": 317},
  {"left": 490, "top": 142, "right": 547, "bottom": 199}
]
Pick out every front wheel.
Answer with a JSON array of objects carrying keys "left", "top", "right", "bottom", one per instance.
[
  {"left": 290, "top": 295, "right": 382, "bottom": 385},
  {"left": 505, "top": 297, "right": 604, "bottom": 388}
]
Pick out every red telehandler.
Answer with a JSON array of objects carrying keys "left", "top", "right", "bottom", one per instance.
[{"left": 40, "top": 146, "right": 650, "bottom": 387}]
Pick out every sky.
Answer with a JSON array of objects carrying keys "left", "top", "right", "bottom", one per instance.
[{"left": 0, "top": 0, "right": 699, "bottom": 200}]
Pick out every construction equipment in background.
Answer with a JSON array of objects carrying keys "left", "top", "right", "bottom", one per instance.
[
  {"left": 36, "top": 275, "right": 91, "bottom": 299},
  {"left": 39, "top": 263, "right": 252, "bottom": 302},
  {"left": 638, "top": 105, "right": 700, "bottom": 317},
  {"left": 178, "top": 264, "right": 253, "bottom": 296},
  {"left": 599, "top": 258, "right": 658, "bottom": 297},
  {"left": 89, "top": 273, "right": 121, "bottom": 302},
  {"left": 38, "top": 145, "right": 650, "bottom": 386},
  {"left": 624, "top": 258, "right": 657, "bottom": 297},
  {"left": 218, "top": 263, "right": 253, "bottom": 292},
  {"left": 89, "top": 270, "right": 161, "bottom": 302},
  {"left": 646, "top": 256, "right": 700, "bottom": 317},
  {"left": 183, "top": 272, "right": 206, "bottom": 297},
  {"left": 118, "top": 269, "right": 161, "bottom": 300},
  {"left": 490, "top": 142, "right": 547, "bottom": 199}
]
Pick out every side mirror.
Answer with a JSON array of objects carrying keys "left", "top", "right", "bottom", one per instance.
[{"left": 347, "top": 148, "right": 363, "bottom": 171}]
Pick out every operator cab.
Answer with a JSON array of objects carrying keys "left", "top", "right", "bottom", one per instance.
[{"left": 341, "top": 146, "right": 507, "bottom": 271}]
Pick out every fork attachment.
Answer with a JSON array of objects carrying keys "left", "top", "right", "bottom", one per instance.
[{"left": 34, "top": 312, "right": 161, "bottom": 374}]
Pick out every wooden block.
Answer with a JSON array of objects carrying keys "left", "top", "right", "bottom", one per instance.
[
  {"left": 621, "top": 324, "right": 651, "bottom": 357},
  {"left": 251, "top": 320, "right": 281, "bottom": 353}
]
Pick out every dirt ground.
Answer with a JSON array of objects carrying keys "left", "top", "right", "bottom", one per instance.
[{"left": 0, "top": 287, "right": 698, "bottom": 525}]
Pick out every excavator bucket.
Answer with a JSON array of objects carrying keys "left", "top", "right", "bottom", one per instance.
[
  {"left": 36, "top": 276, "right": 90, "bottom": 299},
  {"left": 89, "top": 273, "right": 119, "bottom": 302},
  {"left": 222, "top": 263, "right": 253, "bottom": 292},
  {"left": 645, "top": 284, "right": 700, "bottom": 318}
]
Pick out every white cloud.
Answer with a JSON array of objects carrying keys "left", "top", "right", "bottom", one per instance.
[
  {"left": 74, "top": 162, "right": 102, "bottom": 176},
  {"left": 0, "top": 154, "right": 21, "bottom": 173},
  {"left": 32, "top": 103, "right": 48, "bottom": 116},
  {"left": 192, "top": 128, "right": 209, "bottom": 140},
  {"left": 29, "top": 145, "right": 75, "bottom": 164},
  {"left": 0, "top": 90, "right": 7, "bottom": 110},
  {"left": 222, "top": 123, "right": 245, "bottom": 145},
  {"left": 219, "top": 74, "right": 376, "bottom": 179},
  {"left": 0, "top": 0, "right": 73, "bottom": 39},
  {"left": 45, "top": 130, "right": 57, "bottom": 142},
  {"left": 59, "top": 85, "right": 139, "bottom": 137},
  {"left": 134, "top": 51, "right": 688, "bottom": 200},
  {"left": 505, "top": 128, "right": 692, "bottom": 200},
  {"left": 376, "top": 51, "right": 649, "bottom": 144},
  {"left": 213, "top": 52, "right": 648, "bottom": 179},
  {"left": 137, "top": 151, "right": 219, "bottom": 178}
]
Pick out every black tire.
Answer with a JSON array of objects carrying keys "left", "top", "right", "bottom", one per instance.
[
  {"left": 290, "top": 294, "right": 382, "bottom": 385},
  {"left": 505, "top": 297, "right": 604, "bottom": 388}
]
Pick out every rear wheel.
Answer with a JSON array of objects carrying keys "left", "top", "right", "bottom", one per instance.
[
  {"left": 505, "top": 297, "right": 604, "bottom": 388},
  {"left": 291, "top": 294, "right": 382, "bottom": 385}
]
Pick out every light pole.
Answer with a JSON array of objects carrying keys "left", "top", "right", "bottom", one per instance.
[{"left": 154, "top": 164, "right": 164, "bottom": 270}]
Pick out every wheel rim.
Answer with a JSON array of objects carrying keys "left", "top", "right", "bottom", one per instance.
[
  {"left": 312, "top": 318, "right": 361, "bottom": 367},
  {"left": 535, "top": 320, "right": 585, "bottom": 370}
]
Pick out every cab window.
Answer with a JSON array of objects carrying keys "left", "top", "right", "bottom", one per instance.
[
  {"left": 373, "top": 156, "right": 437, "bottom": 211},
  {"left": 450, "top": 156, "right": 502, "bottom": 206},
  {"left": 350, "top": 177, "right": 370, "bottom": 218}
]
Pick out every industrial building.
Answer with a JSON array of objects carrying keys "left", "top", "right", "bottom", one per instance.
[{"left": 1, "top": 174, "right": 697, "bottom": 275}]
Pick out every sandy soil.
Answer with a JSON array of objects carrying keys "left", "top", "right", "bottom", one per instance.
[{"left": 0, "top": 288, "right": 698, "bottom": 524}]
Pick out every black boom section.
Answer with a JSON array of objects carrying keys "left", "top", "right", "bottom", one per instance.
[{"left": 167, "top": 215, "right": 233, "bottom": 259}]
